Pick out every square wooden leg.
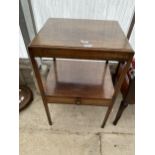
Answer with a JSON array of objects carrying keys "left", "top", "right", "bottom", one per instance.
[
  {"left": 43, "top": 102, "right": 52, "bottom": 125},
  {"left": 101, "top": 106, "right": 112, "bottom": 128},
  {"left": 113, "top": 100, "right": 128, "bottom": 125}
]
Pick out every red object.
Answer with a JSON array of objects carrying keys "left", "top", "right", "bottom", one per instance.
[{"left": 117, "top": 58, "right": 135, "bottom": 98}]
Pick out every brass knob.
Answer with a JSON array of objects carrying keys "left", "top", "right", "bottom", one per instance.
[{"left": 76, "top": 98, "right": 81, "bottom": 105}]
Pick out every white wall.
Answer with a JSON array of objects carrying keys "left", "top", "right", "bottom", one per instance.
[
  {"left": 20, "top": 0, "right": 36, "bottom": 40},
  {"left": 19, "top": 27, "right": 28, "bottom": 58},
  {"left": 129, "top": 25, "right": 135, "bottom": 50},
  {"left": 31, "top": 0, "right": 134, "bottom": 34}
]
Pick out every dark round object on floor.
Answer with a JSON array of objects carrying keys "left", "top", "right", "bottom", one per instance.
[{"left": 19, "top": 85, "right": 33, "bottom": 111}]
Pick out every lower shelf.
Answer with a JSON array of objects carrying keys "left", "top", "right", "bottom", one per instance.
[{"left": 43, "top": 59, "right": 114, "bottom": 105}]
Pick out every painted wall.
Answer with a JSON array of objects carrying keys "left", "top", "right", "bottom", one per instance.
[
  {"left": 129, "top": 26, "right": 135, "bottom": 50},
  {"left": 19, "top": 27, "right": 28, "bottom": 58},
  {"left": 31, "top": 0, "right": 134, "bottom": 34}
]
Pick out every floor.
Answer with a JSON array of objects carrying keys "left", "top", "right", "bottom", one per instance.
[{"left": 19, "top": 85, "right": 135, "bottom": 155}]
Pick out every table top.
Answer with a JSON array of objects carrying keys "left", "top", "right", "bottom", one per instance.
[{"left": 30, "top": 18, "right": 133, "bottom": 53}]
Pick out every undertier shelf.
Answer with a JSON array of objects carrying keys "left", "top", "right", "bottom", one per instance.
[{"left": 43, "top": 59, "right": 114, "bottom": 105}]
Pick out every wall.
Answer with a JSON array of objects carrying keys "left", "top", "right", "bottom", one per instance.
[
  {"left": 129, "top": 26, "right": 135, "bottom": 50},
  {"left": 31, "top": 0, "right": 134, "bottom": 34},
  {"left": 19, "top": 27, "right": 28, "bottom": 58}
]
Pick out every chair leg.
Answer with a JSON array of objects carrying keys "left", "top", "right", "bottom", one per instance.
[
  {"left": 101, "top": 106, "right": 112, "bottom": 128},
  {"left": 43, "top": 100, "right": 52, "bottom": 125},
  {"left": 113, "top": 100, "right": 128, "bottom": 125}
]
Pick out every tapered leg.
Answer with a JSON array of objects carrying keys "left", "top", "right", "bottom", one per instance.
[
  {"left": 29, "top": 52, "right": 53, "bottom": 125},
  {"left": 53, "top": 57, "right": 58, "bottom": 81},
  {"left": 101, "top": 106, "right": 112, "bottom": 128},
  {"left": 113, "top": 100, "right": 128, "bottom": 125},
  {"left": 43, "top": 98, "right": 52, "bottom": 125},
  {"left": 113, "top": 77, "right": 134, "bottom": 125}
]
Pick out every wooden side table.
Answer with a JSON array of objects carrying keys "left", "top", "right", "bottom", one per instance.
[{"left": 28, "top": 18, "right": 134, "bottom": 128}]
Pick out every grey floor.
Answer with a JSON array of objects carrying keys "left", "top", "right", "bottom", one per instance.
[{"left": 19, "top": 85, "right": 135, "bottom": 155}]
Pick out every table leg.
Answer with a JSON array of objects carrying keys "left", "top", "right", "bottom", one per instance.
[
  {"left": 43, "top": 98, "right": 52, "bottom": 125},
  {"left": 113, "top": 100, "right": 128, "bottom": 125},
  {"left": 53, "top": 58, "right": 58, "bottom": 81},
  {"left": 101, "top": 56, "right": 133, "bottom": 128},
  {"left": 29, "top": 51, "right": 53, "bottom": 125},
  {"left": 101, "top": 106, "right": 112, "bottom": 128},
  {"left": 113, "top": 77, "right": 135, "bottom": 125}
]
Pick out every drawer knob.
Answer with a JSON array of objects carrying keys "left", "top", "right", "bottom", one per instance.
[{"left": 76, "top": 98, "right": 81, "bottom": 105}]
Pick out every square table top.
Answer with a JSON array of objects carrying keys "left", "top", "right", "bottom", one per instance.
[{"left": 30, "top": 18, "right": 133, "bottom": 54}]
